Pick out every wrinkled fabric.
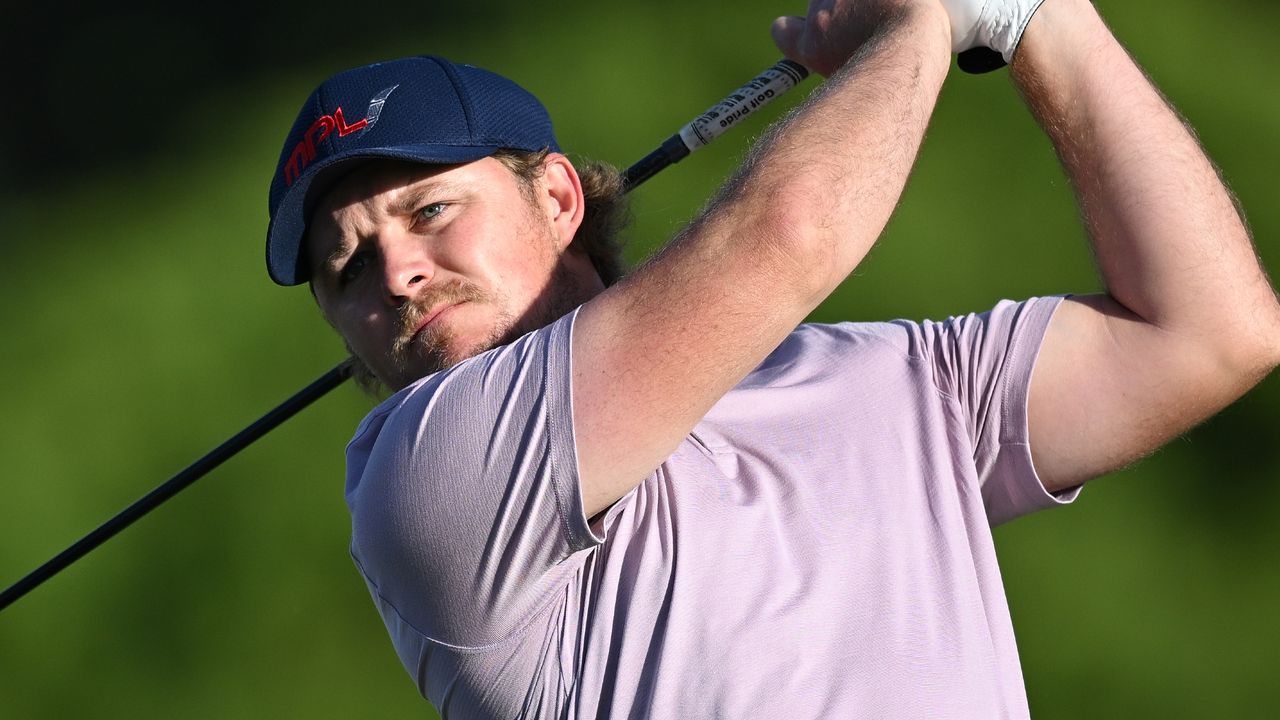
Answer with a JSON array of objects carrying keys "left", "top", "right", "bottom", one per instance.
[{"left": 345, "top": 295, "right": 1076, "bottom": 719}]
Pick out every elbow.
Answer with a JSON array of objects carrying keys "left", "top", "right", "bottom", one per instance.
[
  {"left": 1161, "top": 297, "right": 1280, "bottom": 405},
  {"left": 745, "top": 194, "right": 843, "bottom": 303},
  {"left": 769, "top": 224, "right": 843, "bottom": 306},
  {"left": 1264, "top": 312, "right": 1280, "bottom": 375},
  {"left": 1252, "top": 294, "right": 1280, "bottom": 373},
  {"left": 1217, "top": 299, "right": 1280, "bottom": 388}
]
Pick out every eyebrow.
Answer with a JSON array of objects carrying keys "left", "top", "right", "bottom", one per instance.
[
  {"left": 312, "top": 177, "right": 470, "bottom": 279},
  {"left": 386, "top": 178, "right": 467, "bottom": 217},
  {"left": 319, "top": 243, "right": 348, "bottom": 277}
]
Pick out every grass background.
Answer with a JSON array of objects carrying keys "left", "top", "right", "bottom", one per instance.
[{"left": 1, "top": 1, "right": 1277, "bottom": 716}]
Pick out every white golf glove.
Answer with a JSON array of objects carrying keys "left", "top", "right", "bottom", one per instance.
[{"left": 939, "top": 0, "right": 1047, "bottom": 72}]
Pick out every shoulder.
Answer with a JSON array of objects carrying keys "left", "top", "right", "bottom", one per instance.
[
  {"left": 758, "top": 313, "right": 940, "bottom": 372},
  {"left": 344, "top": 310, "right": 578, "bottom": 503},
  {"left": 735, "top": 297, "right": 1064, "bottom": 395},
  {"left": 800, "top": 297, "right": 1064, "bottom": 358}
]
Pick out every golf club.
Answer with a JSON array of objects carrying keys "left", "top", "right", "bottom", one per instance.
[{"left": 0, "top": 58, "right": 810, "bottom": 613}]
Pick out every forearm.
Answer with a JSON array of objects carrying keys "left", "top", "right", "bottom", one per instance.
[
  {"left": 692, "top": 4, "right": 952, "bottom": 301},
  {"left": 1012, "top": 0, "right": 1280, "bottom": 366},
  {"left": 570, "top": 5, "right": 953, "bottom": 515}
]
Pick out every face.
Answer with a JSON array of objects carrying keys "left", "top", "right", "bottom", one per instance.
[{"left": 307, "top": 155, "right": 600, "bottom": 390}]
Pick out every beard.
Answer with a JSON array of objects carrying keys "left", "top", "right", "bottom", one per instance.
[
  {"left": 388, "top": 277, "right": 501, "bottom": 380},
  {"left": 368, "top": 254, "right": 597, "bottom": 391}
]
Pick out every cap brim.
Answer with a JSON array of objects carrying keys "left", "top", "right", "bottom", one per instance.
[{"left": 266, "top": 144, "right": 501, "bottom": 286}]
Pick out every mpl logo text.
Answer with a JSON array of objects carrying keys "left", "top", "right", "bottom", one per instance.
[{"left": 283, "top": 85, "right": 399, "bottom": 187}]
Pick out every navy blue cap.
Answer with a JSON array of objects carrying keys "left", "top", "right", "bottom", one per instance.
[{"left": 266, "top": 55, "right": 560, "bottom": 286}]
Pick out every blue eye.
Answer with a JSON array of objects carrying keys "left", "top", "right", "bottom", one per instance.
[{"left": 418, "top": 203, "right": 446, "bottom": 221}]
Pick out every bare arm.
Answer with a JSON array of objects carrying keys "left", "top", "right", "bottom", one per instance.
[
  {"left": 571, "top": 0, "right": 953, "bottom": 517},
  {"left": 1017, "top": 0, "right": 1280, "bottom": 491}
]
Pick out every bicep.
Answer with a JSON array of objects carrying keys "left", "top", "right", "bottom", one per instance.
[
  {"left": 1028, "top": 294, "right": 1246, "bottom": 492},
  {"left": 571, "top": 217, "right": 829, "bottom": 518}
]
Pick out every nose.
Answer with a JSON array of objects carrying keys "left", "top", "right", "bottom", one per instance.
[{"left": 379, "top": 234, "right": 434, "bottom": 309}]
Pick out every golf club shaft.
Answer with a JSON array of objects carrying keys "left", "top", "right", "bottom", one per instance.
[
  {"left": 0, "top": 58, "right": 810, "bottom": 613},
  {"left": 0, "top": 363, "right": 354, "bottom": 611}
]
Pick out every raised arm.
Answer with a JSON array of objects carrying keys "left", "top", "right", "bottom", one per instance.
[
  {"left": 1013, "top": 0, "right": 1280, "bottom": 490},
  {"left": 571, "top": 0, "right": 953, "bottom": 517}
]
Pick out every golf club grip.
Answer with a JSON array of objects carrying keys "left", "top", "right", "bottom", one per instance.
[
  {"left": 0, "top": 58, "right": 813, "bottom": 614},
  {"left": 622, "top": 58, "right": 810, "bottom": 190}
]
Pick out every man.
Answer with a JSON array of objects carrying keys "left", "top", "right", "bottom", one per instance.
[{"left": 265, "top": 0, "right": 1280, "bottom": 716}]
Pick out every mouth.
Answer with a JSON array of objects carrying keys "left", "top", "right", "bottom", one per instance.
[{"left": 411, "top": 301, "right": 466, "bottom": 341}]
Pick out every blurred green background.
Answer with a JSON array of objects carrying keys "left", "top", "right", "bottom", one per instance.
[{"left": 1, "top": 1, "right": 1277, "bottom": 717}]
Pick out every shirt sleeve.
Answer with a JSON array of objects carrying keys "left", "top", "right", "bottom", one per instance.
[
  {"left": 922, "top": 296, "right": 1082, "bottom": 526},
  {"left": 343, "top": 309, "right": 600, "bottom": 649}
]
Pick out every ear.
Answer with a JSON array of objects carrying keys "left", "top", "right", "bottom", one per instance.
[{"left": 537, "top": 153, "right": 585, "bottom": 252}]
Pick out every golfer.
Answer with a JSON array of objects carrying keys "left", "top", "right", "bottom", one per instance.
[{"left": 264, "top": 0, "right": 1280, "bottom": 716}]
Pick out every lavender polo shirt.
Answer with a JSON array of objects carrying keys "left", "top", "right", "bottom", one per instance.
[{"left": 344, "top": 296, "right": 1078, "bottom": 719}]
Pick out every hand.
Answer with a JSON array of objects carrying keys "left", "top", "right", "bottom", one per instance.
[
  {"left": 771, "top": 0, "right": 950, "bottom": 77},
  {"left": 937, "top": 0, "right": 1048, "bottom": 72}
]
